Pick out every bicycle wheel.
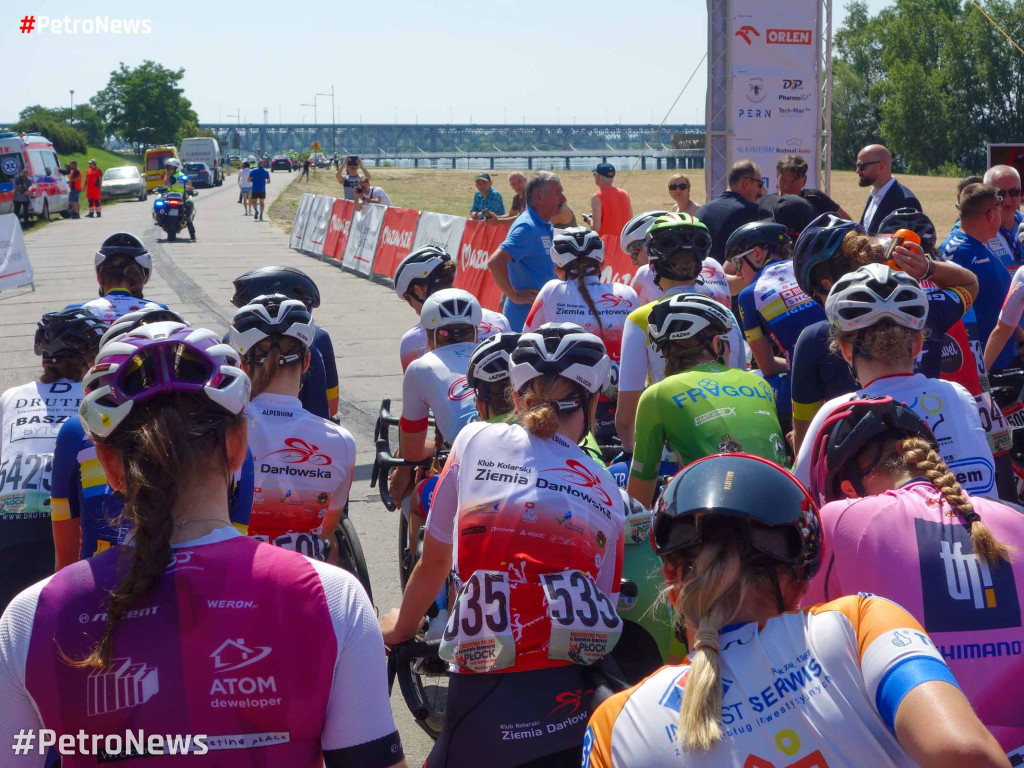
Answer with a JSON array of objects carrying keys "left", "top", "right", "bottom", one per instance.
[
  {"left": 399, "top": 508, "right": 413, "bottom": 590},
  {"left": 409, "top": 650, "right": 449, "bottom": 739},
  {"left": 335, "top": 516, "right": 373, "bottom": 605}
]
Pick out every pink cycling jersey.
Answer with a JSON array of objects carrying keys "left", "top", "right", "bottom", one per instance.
[
  {"left": 0, "top": 528, "right": 401, "bottom": 766},
  {"left": 400, "top": 341, "right": 477, "bottom": 444},
  {"left": 399, "top": 308, "right": 510, "bottom": 372},
  {"left": 805, "top": 479, "right": 1024, "bottom": 753}
]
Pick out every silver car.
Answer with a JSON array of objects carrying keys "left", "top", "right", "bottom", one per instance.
[{"left": 101, "top": 166, "right": 147, "bottom": 202}]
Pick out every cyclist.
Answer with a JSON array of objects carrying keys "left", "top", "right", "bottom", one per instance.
[
  {"left": 51, "top": 308, "right": 253, "bottom": 570},
  {"left": 584, "top": 453, "right": 1008, "bottom": 767},
  {"left": 466, "top": 332, "right": 521, "bottom": 424},
  {"left": 74, "top": 233, "right": 167, "bottom": 323},
  {"left": 230, "top": 295, "right": 355, "bottom": 562},
  {"left": 805, "top": 396, "right": 1024, "bottom": 756},
  {"left": 793, "top": 264, "right": 995, "bottom": 497},
  {"left": 0, "top": 325, "right": 404, "bottom": 767},
  {"left": 626, "top": 293, "right": 787, "bottom": 507},
  {"left": 394, "top": 245, "right": 510, "bottom": 372},
  {"left": 617, "top": 213, "right": 747, "bottom": 452},
  {"left": 381, "top": 325, "right": 625, "bottom": 768},
  {"left": 231, "top": 264, "right": 338, "bottom": 418},
  {"left": 0, "top": 308, "right": 105, "bottom": 610}
]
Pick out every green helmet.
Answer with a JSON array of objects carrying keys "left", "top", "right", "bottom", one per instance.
[{"left": 644, "top": 213, "right": 712, "bottom": 285}]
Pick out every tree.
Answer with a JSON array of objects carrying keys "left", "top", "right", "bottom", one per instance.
[
  {"left": 91, "top": 61, "right": 198, "bottom": 151},
  {"left": 9, "top": 115, "right": 87, "bottom": 154}
]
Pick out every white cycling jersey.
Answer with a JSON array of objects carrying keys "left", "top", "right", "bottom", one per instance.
[
  {"left": 245, "top": 392, "right": 356, "bottom": 544},
  {"left": 632, "top": 261, "right": 731, "bottom": 308},
  {"left": 399, "top": 308, "right": 510, "bottom": 372},
  {"left": 401, "top": 342, "right": 477, "bottom": 444},
  {"left": 793, "top": 372, "right": 995, "bottom": 497},
  {"left": 79, "top": 290, "right": 165, "bottom": 324}
]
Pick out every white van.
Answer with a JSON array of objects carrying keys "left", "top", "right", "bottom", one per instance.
[{"left": 179, "top": 137, "right": 223, "bottom": 187}]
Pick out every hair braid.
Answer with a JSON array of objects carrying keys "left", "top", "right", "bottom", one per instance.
[{"left": 567, "top": 260, "right": 604, "bottom": 336}]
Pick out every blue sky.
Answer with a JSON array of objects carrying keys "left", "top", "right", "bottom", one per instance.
[{"left": 3, "top": 0, "right": 892, "bottom": 125}]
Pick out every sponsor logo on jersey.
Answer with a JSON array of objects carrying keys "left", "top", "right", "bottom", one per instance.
[
  {"left": 521, "top": 502, "right": 538, "bottom": 522},
  {"left": 539, "top": 460, "right": 614, "bottom": 509},
  {"left": 211, "top": 639, "right": 272, "bottom": 672},
  {"left": 694, "top": 406, "right": 736, "bottom": 426},
  {"left": 550, "top": 688, "right": 593, "bottom": 717},
  {"left": 264, "top": 438, "right": 332, "bottom": 466},
  {"left": 671, "top": 377, "right": 773, "bottom": 406},
  {"left": 462, "top": 525, "right": 487, "bottom": 536},
  {"left": 594, "top": 293, "right": 634, "bottom": 310},
  {"left": 448, "top": 375, "right": 475, "bottom": 402},
  {"left": 717, "top": 434, "right": 742, "bottom": 453},
  {"left": 475, "top": 460, "right": 531, "bottom": 485},
  {"left": 87, "top": 657, "right": 159, "bottom": 716}
]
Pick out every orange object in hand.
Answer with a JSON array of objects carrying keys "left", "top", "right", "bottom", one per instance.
[{"left": 886, "top": 229, "right": 921, "bottom": 270}]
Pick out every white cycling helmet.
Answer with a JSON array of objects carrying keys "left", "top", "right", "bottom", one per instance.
[
  {"left": 420, "top": 288, "right": 482, "bottom": 331},
  {"left": 101, "top": 307, "right": 188, "bottom": 349},
  {"left": 394, "top": 245, "right": 452, "bottom": 299},
  {"left": 229, "top": 294, "right": 317, "bottom": 361},
  {"left": 620, "top": 210, "right": 669, "bottom": 256},
  {"left": 550, "top": 227, "right": 605, "bottom": 268},
  {"left": 165, "top": 158, "right": 181, "bottom": 169},
  {"left": 825, "top": 263, "right": 928, "bottom": 333},
  {"left": 647, "top": 293, "right": 734, "bottom": 350},
  {"left": 510, "top": 322, "right": 611, "bottom": 394}
]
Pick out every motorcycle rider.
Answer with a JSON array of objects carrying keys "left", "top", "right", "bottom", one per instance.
[{"left": 161, "top": 158, "right": 196, "bottom": 241}]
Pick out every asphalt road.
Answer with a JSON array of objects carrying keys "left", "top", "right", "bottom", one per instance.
[{"left": 1, "top": 170, "right": 434, "bottom": 764}]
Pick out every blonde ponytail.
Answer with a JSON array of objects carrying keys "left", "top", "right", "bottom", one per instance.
[{"left": 519, "top": 375, "right": 577, "bottom": 439}]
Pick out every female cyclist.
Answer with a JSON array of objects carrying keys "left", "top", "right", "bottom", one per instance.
[
  {"left": 231, "top": 295, "right": 355, "bottom": 561},
  {"left": 0, "top": 308, "right": 106, "bottom": 610},
  {"left": 0, "top": 325, "right": 404, "bottom": 767},
  {"left": 793, "top": 263, "right": 994, "bottom": 497},
  {"left": 381, "top": 324, "right": 626, "bottom": 768},
  {"left": 76, "top": 232, "right": 167, "bottom": 323},
  {"left": 806, "top": 396, "right": 1024, "bottom": 757},
  {"left": 626, "top": 293, "right": 787, "bottom": 507},
  {"left": 585, "top": 453, "right": 1008, "bottom": 767}
]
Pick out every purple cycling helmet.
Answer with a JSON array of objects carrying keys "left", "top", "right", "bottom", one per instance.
[{"left": 80, "top": 324, "right": 250, "bottom": 439}]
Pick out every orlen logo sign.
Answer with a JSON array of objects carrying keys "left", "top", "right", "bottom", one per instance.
[
  {"left": 461, "top": 242, "right": 490, "bottom": 271},
  {"left": 381, "top": 225, "right": 413, "bottom": 250},
  {"left": 735, "top": 25, "right": 812, "bottom": 45},
  {"left": 329, "top": 213, "right": 350, "bottom": 236}
]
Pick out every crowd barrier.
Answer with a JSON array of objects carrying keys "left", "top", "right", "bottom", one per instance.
[{"left": 288, "top": 192, "right": 640, "bottom": 312}]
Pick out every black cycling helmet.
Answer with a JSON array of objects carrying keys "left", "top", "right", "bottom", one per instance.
[
  {"left": 760, "top": 194, "right": 818, "bottom": 236},
  {"left": 394, "top": 245, "right": 453, "bottom": 301},
  {"left": 467, "top": 332, "right": 521, "bottom": 393},
  {"left": 94, "top": 232, "right": 152, "bottom": 280},
  {"left": 231, "top": 265, "right": 321, "bottom": 309},
  {"left": 793, "top": 213, "right": 864, "bottom": 298},
  {"left": 876, "top": 208, "right": 938, "bottom": 255},
  {"left": 724, "top": 221, "right": 792, "bottom": 264},
  {"left": 34, "top": 308, "right": 107, "bottom": 360},
  {"left": 652, "top": 453, "right": 822, "bottom": 580},
  {"left": 807, "top": 396, "right": 933, "bottom": 506},
  {"left": 645, "top": 213, "right": 711, "bottom": 285}
]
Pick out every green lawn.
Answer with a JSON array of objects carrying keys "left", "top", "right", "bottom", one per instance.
[{"left": 58, "top": 146, "right": 140, "bottom": 173}]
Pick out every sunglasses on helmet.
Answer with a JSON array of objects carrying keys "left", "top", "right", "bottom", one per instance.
[{"left": 647, "top": 229, "right": 711, "bottom": 259}]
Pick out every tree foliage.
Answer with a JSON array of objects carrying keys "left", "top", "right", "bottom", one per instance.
[
  {"left": 10, "top": 115, "right": 87, "bottom": 154},
  {"left": 18, "top": 104, "right": 106, "bottom": 146},
  {"left": 832, "top": 0, "right": 1024, "bottom": 172}
]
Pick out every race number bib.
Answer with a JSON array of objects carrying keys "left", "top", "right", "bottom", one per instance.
[
  {"left": 439, "top": 570, "right": 515, "bottom": 672},
  {"left": 541, "top": 570, "right": 621, "bottom": 664},
  {"left": 0, "top": 452, "right": 53, "bottom": 517},
  {"left": 252, "top": 532, "right": 330, "bottom": 561},
  {"left": 977, "top": 391, "right": 1012, "bottom": 455}
]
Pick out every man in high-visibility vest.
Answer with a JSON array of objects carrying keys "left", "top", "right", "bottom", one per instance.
[{"left": 161, "top": 158, "right": 196, "bottom": 240}]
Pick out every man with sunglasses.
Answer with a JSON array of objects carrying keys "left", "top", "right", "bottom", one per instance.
[
  {"left": 694, "top": 159, "right": 762, "bottom": 265},
  {"left": 856, "top": 143, "right": 921, "bottom": 234},
  {"left": 981, "top": 164, "right": 1024, "bottom": 272}
]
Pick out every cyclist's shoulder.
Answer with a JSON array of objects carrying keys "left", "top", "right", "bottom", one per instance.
[
  {"left": 625, "top": 299, "right": 656, "bottom": 326},
  {"left": 54, "top": 413, "right": 87, "bottom": 447}
]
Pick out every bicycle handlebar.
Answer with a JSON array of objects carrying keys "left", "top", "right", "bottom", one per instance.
[
  {"left": 387, "top": 639, "right": 442, "bottom": 724},
  {"left": 371, "top": 399, "right": 433, "bottom": 511}
]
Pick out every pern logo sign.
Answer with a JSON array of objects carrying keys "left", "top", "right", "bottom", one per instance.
[{"left": 782, "top": 79, "right": 804, "bottom": 90}]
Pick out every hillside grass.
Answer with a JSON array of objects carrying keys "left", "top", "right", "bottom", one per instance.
[{"left": 57, "top": 146, "right": 141, "bottom": 172}]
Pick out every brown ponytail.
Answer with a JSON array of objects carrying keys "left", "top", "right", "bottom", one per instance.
[
  {"left": 829, "top": 319, "right": 923, "bottom": 362},
  {"left": 246, "top": 342, "right": 303, "bottom": 399},
  {"left": 99, "top": 262, "right": 148, "bottom": 298},
  {"left": 664, "top": 337, "right": 716, "bottom": 377},
  {"left": 564, "top": 259, "right": 604, "bottom": 336},
  {"left": 519, "top": 375, "right": 578, "bottom": 439},
  {"left": 40, "top": 356, "right": 91, "bottom": 384}
]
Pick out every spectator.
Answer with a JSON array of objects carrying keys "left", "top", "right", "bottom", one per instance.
[
  {"left": 12, "top": 168, "right": 30, "bottom": 226},
  {"left": 695, "top": 159, "right": 762, "bottom": 265},
  {"left": 248, "top": 159, "right": 271, "bottom": 222},
  {"left": 760, "top": 193, "right": 818, "bottom": 236},
  {"left": 487, "top": 171, "right": 562, "bottom": 331},
  {"left": 508, "top": 172, "right": 527, "bottom": 216},
  {"left": 301, "top": 156, "right": 311, "bottom": 183},
  {"left": 584, "top": 163, "right": 632, "bottom": 238},
  {"left": 668, "top": 173, "right": 700, "bottom": 214},
  {"left": 354, "top": 180, "right": 393, "bottom": 210},
  {"left": 85, "top": 159, "right": 103, "bottom": 218},
  {"left": 66, "top": 161, "right": 82, "bottom": 219},
  {"left": 758, "top": 155, "right": 850, "bottom": 220},
  {"left": 550, "top": 204, "right": 578, "bottom": 229},
  {"left": 238, "top": 161, "right": 253, "bottom": 216},
  {"left": 982, "top": 164, "right": 1024, "bottom": 270},
  {"left": 469, "top": 173, "right": 505, "bottom": 221},
  {"left": 336, "top": 156, "right": 370, "bottom": 201},
  {"left": 856, "top": 143, "right": 921, "bottom": 233}
]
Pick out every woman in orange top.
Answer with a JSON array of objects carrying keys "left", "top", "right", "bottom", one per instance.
[{"left": 85, "top": 159, "right": 103, "bottom": 218}]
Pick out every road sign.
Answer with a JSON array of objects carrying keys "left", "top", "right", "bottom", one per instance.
[{"left": 311, "top": 141, "right": 321, "bottom": 151}]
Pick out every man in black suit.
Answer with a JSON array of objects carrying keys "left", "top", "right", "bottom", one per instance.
[
  {"left": 857, "top": 144, "right": 922, "bottom": 233},
  {"left": 696, "top": 159, "right": 762, "bottom": 265}
]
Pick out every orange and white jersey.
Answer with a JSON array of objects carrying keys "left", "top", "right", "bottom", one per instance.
[{"left": 583, "top": 595, "right": 958, "bottom": 768}]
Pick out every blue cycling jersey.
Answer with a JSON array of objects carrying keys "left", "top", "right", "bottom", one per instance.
[
  {"left": 736, "top": 259, "right": 825, "bottom": 362},
  {"left": 313, "top": 327, "right": 339, "bottom": 407},
  {"left": 299, "top": 345, "right": 331, "bottom": 419}
]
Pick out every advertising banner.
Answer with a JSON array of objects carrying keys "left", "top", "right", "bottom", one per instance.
[
  {"left": 301, "top": 195, "right": 331, "bottom": 255},
  {"left": 372, "top": 207, "right": 421, "bottom": 278},
  {"left": 322, "top": 199, "right": 355, "bottom": 260},
  {"left": 289, "top": 193, "right": 315, "bottom": 251},
  {"left": 0, "top": 214, "right": 33, "bottom": 291},
  {"left": 454, "top": 220, "right": 509, "bottom": 312},
  {"left": 598, "top": 236, "right": 638, "bottom": 287},
  {"left": 342, "top": 203, "right": 387, "bottom": 276},
  {"left": 305, "top": 195, "right": 335, "bottom": 257},
  {"left": 411, "top": 211, "right": 467, "bottom": 257}
]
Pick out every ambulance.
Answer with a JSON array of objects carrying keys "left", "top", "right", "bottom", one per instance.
[
  {"left": 143, "top": 145, "right": 179, "bottom": 191},
  {"left": 0, "top": 132, "right": 70, "bottom": 220}
]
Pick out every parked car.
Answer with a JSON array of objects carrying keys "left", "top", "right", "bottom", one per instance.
[
  {"left": 100, "top": 166, "right": 147, "bottom": 202},
  {"left": 180, "top": 137, "right": 224, "bottom": 186},
  {"left": 271, "top": 156, "right": 293, "bottom": 172},
  {"left": 143, "top": 145, "right": 179, "bottom": 191},
  {"left": 0, "top": 132, "right": 69, "bottom": 220},
  {"left": 183, "top": 162, "right": 213, "bottom": 188}
]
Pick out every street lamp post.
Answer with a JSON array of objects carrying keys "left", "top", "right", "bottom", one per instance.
[
  {"left": 301, "top": 98, "right": 318, "bottom": 153},
  {"left": 317, "top": 86, "right": 335, "bottom": 157},
  {"left": 69, "top": 90, "right": 74, "bottom": 125}
]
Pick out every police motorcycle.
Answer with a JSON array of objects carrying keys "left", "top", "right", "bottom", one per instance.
[{"left": 151, "top": 168, "right": 198, "bottom": 242}]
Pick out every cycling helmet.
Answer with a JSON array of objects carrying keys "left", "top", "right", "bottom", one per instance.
[
  {"left": 725, "top": 221, "right": 792, "bottom": 264},
  {"left": 80, "top": 325, "right": 249, "bottom": 439},
  {"left": 229, "top": 294, "right": 316, "bottom": 360},
  {"left": 34, "top": 308, "right": 107, "bottom": 360},
  {"left": 793, "top": 213, "right": 864, "bottom": 297},
  {"left": 877, "top": 208, "right": 938, "bottom": 255},
  {"left": 510, "top": 323, "right": 611, "bottom": 394},
  {"left": 645, "top": 213, "right": 712, "bottom": 261},
  {"left": 394, "top": 245, "right": 453, "bottom": 300},
  {"left": 550, "top": 227, "right": 604, "bottom": 267},
  {"left": 652, "top": 453, "right": 822, "bottom": 580},
  {"left": 420, "top": 288, "right": 482, "bottom": 331},
  {"left": 807, "top": 396, "right": 933, "bottom": 506},
  {"left": 101, "top": 307, "right": 188, "bottom": 349},
  {"left": 620, "top": 210, "right": 669, "bottom": 260},
  {"left": 467, "top": 332, "right": 521, "bottom": 390},
  {"left": 94, "top": 232, "right": 152, "bottom": 280},
  {"left": 231, "top": 265, "right": 321, "bottom": 309},
  {"left": 647, "top": 293, "right": 733, "bottom": 350},
  {"left": 759, "top": 194, "right": 818, "bottom": 236},
  {"left": 825, "top": 263, "right": 928, "bottom": 332},
  {"left": 165, "top": 158, "right": 181, "bottom": 169}
]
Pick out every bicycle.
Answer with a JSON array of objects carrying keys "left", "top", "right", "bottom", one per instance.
[{"left": 331, "top": 505, "right": 373, "bottom": 605}]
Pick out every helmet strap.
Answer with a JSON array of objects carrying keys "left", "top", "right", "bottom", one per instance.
[{"left": 768, "top": 569, "right": 786, "bottom": 613}]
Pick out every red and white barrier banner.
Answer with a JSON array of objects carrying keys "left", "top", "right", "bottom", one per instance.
[
  {"left": 454, "top": 220, "right": 510, "bottom": 312},
  {"left": 305, "top": 195, "right": 335, "bottom": 257},
  {"left": 598, "top": 236, "right": 637, "bottom": 287},
  {"left": 0, "top": 214, "right": 34, "bottom": 291},
  {"left": 289, "top": 193, "right": 316, "bottom": 251},
  {"left": 372, "top": 207, "right": 421, "bottom": 278},
  {"left": 411, "top": 211, "right": 467, "bottom": 257},
  {"left": 301, "top": 195, "right": 331, "bottom": 255},
  {"left": 342, "top": 203, "right": 387, "bottom": 276},
  {"left": 322, "top": 198, "right": 355, "bottom": 260}
]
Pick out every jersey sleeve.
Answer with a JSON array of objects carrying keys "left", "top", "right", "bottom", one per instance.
[
  {"left": 998, "top": 269, "right": 1024, "bottom": 328},
  {"left": 50, "top": 417, "right": 82, "bottom": 524},
  {"left": 790, "top": 324, "right": 827, "bottom": 422},
  {"left": 299, "top": 349, "right": 331, "bottom": 420},
  {"left": 924, "top": 288, "right": 969, "bottom": 338},
  {"left": 630, "top": 386, "right": 667, "bottom": 481},
  {"left": 582, "top": 687, "right": 635, "bottom": 768},
  {"left": 736, "top": 286, "right": 762, "bottom": 341},
  {"left": 0, "top": 579, "right": 47, "bottom": 765},
  {"left": 793, "top": 396, "right": 847, "bottom": 485},
  {"left": 399, "top": 326, "right": 424, "bottom": 373},
  {"left": 400, "top": 362, "right": 431, "bottom": 432},
  {"left": 618, "top": 310, "right": 649, "bottom": 393},
  {"left": 229, "top": 447, "right": 254, "bottom": 534}
]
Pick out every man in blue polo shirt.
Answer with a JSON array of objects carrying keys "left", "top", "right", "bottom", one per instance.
[
  {"left": 487, "top": 171, "right": 562, "bottom": 330},
  {"left": 248, "top": 160, "right": 271, "bottom": 221},
  {"left": 469, "top": 173, "right": 505, "bottom": 221}
]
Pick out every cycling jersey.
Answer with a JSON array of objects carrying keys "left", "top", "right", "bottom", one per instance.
[
  {"left": 401, "top": 341, "right": 477, "bottom": 443},
  {"left": 630, "top": 363, "right": 787, "bottom": 481},
  {"left": 619, "top": 288, "right": 748, "bottom": 395},
  {"left": 736, "top": 259, "right": 826, "bottom": 362},
  {"left": 789, "top": 320, "right": 858, "bottom": 424},
  {"left": 312, "top": 327, "right": 339, "bottom": 406},
  {"left": 0, "top": 528, "right": 403, "bottom": 767},
  {"left": 996, "top": 264, "right": 1024, "bottom": 331},
  {"left": 399, "top": 308, "right": 511, "bottom": 372},
  {"left": 50, "top": 415, "right": 254, "bottom": 560},
  {"left": 794, "top": 372, "right": 995, "bottom": 497},
  {"left": 426, "top": 421, "right": 625, "bottom": 674},
  {"left": 632, "top": 265, "right": 660, "bottom": 305},
  {"left": 583, "top": 594, "right": 958, "bottom": 768},
  {"left": 246, "top": 393, "right": 355, "bottom": 545},
  {"left": 630, "top": 262, "right": 731, "bottom": 310},
  {"left": 805, "top": 479, "right": 1024, "bottom": 752},
  {"left": 74, "top": 290, "right": 167, "bottom": 324}
]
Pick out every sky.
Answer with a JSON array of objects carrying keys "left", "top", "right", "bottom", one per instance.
[{"left": 3, "top": 0, "right": 893, "bottom": 126}]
